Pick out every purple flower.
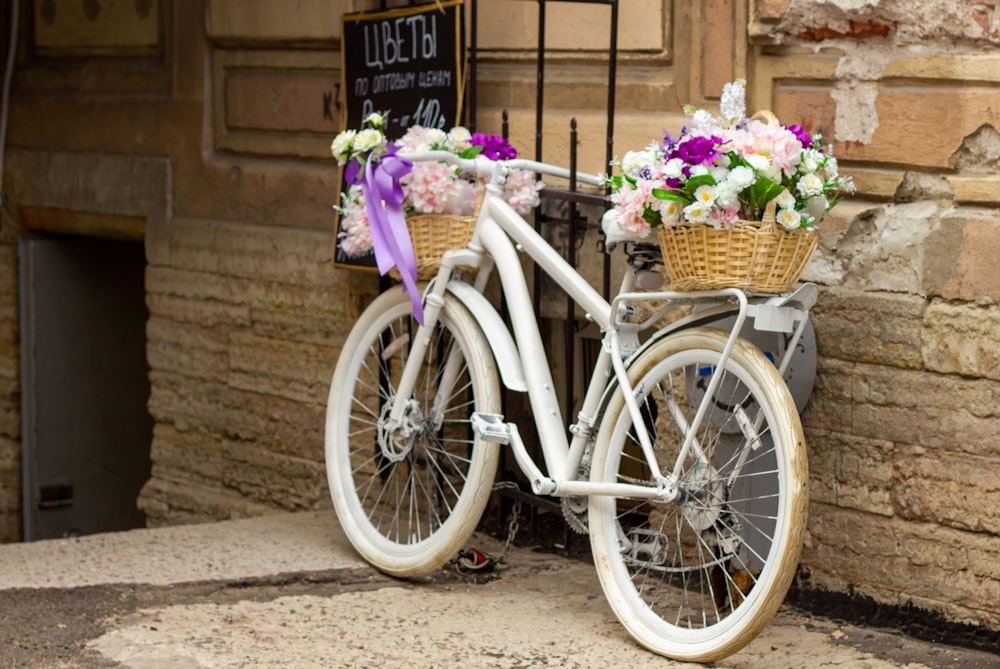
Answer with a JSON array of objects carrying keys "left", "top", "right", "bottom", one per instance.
[
  {"left": 470, "top": 133, "right": 517, "bottom": 160},
  {"left": 669, "top": 135, "right": 723, "bottom": 166},
  {"left": 787, "top": 124, "right": 814, "bottom": 148}
]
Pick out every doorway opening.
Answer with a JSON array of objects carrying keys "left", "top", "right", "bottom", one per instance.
[{"left": 19, "top": 234, "right": 152, "bottom": 540}]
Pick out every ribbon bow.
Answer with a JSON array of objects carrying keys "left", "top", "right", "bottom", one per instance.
[{"left": 346, "top": 144, "right": 423, "bottom": 323}]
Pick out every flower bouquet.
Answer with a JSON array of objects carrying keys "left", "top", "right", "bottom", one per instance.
[
  {"left": 605, "top": 80, "right": 854, "bottom": 292},
  {"left": 331, "top": 112, "right": 542, "bottom": 264},
  {"left": 331, "top": 112, "right": 542, "bottom": 322}
]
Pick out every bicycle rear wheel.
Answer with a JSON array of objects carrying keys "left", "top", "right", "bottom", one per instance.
[
  {"left": 326, "top": 287, "right": 500, "bottom": 577},
  {"left": 589, "top": 327, "right": 807, "bottom": 662}
]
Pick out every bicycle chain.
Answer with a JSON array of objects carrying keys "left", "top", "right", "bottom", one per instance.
[{"left": 455, "top": 481, "right": 521, "bottom": 574}]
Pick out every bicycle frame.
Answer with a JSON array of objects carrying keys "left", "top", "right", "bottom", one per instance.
[{"left": 386, "top": 153, "right": 812, "bottom": 503}]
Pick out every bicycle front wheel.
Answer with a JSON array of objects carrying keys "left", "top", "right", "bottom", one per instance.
[
  {"left": 326, "top": 287, "right": 500, "bottom": 577},
  {"left": 589, "top": 327, "right": 807, "bottom": 662}
]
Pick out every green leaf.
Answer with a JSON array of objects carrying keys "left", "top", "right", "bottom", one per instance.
[
  {"left": 459, "top": 146, "right": 484, "bottom": 159},
  {"left": 652, "top": 188, "right": 689, "bottom": 203},
  {"left": 642, "top": 208, "right": 663, "bottom": 227},
  {"left": 747, "top": 176, "right": 784, "bottom": 211},
  {"left": 683, "top": 173, "right": 718, "bottom": 197}
]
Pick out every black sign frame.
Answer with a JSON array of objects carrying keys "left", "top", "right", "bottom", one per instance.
[{"left": 334, "top": 0, "right": 466, "bottom": 271}]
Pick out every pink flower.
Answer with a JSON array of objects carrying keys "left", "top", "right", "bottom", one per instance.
[
  {"left": 610, "top": 181, "right": 655, "bottom": 237},
  {"left": 505, "top": 169, "right": 544, "bottom": 214}
]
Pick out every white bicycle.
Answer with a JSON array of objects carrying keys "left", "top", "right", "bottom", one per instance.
[{"left": 325, "top": 151, "right": 813, "bottom": 662}]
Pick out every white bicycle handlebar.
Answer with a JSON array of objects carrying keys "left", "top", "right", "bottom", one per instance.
[{"left": 398, "top": 149, "right": 606, "bottom": 188}]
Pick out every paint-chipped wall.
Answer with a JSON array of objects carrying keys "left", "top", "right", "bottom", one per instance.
[{"left": 755, "top": 0, "right": 1000, "bottom": 632}]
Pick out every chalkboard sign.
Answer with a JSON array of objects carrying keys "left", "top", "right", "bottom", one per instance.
[{"left": 335, "top": 0, "right": 466, "bottom": 270}]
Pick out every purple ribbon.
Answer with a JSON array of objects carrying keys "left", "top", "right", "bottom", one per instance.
[{"left": 346, "top": 144, "right": 423, "bottom": 323}]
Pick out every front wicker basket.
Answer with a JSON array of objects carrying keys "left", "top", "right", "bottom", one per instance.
[
  {"left": 389, "top": 213, "right": 477, "bottom": 281},
  {"left": 656, "top": 202, "right": 818, "bottom": 293}
]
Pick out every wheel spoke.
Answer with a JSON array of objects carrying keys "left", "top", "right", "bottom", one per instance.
[
  {"left": 589, "top": 328, "right": 806, "bottom": 661},
  {"left": 326, "top": 290, "right": 499, "bottom": 577}
]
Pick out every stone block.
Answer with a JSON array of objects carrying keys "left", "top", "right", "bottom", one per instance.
[
  {"left": 149, "top": 424, "right": 224, "bottom": 488},
  {"left": 894, "top": 445, "right": 1000, "bottom": 535},
  {"left": 829, "top": 201, "right": 946, "bottom": 296},
  {"left": 808, "top": 359, "right": 1000, "bottom": 458},
  {"left": 138, "top": 476, "right": 276, "bottom": 528},
  {"left": 805, "top": 428, "right": 895, "bottom": 516},
  {"left": 221, "top": 441, "right": 327, "bottom": 511},
  {"left": 147, "top": 372, "right": 232, "bottom": 434},
  {"left": 34, "top": 0, "right": 161, "bottom": 55},
  {"left": 227, "top": 332, "right": 339, "bottom": 406},
  {"left": 803, "top": 504, "right": 1000, "bottom": 628},
  {"left": 851, "top": 88, "right": 1000, "bottom": 167},
  {"left": 0, "top": 511, "right": 21, "bottom": 544},
  {"left": 923, "top": 214, "right": 1000, "bottom": 303},
  {"left": 0, "top": 379, "right": 21, "bottom": 439},
  {"left": 218, "top": 388, "right": 326, "bottom": 462},
  {"left": 923, "top": 299, "right": 1000, "bottom": 379},
  {"left": 147, "top": 316, "right": 228, "bottom": 381},
  {"left": 206, "top": 0, "right": 353, "bottom": 42},
  {"left": 811, "top": 286, "right": 925, "bottom": 368},
  {"left": 163, "top": 218, "right": 348, "bottom": 288}
]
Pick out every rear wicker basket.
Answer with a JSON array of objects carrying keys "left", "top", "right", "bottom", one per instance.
[{"left": 656, "top": 202, "right": 817, "bottom": 293}]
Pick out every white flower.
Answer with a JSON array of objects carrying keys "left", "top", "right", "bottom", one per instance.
[
  {"left": 364, "top": 112, "right": 385, "bottom": 129},
  {"left": 714, "top": 183, "right": 739, "bottom": 208},
  {"left": 775, "top": 208, "right": 802, "bottom": 230},
  {"left": 683, "top": 201, "right": 710, "bottom": 223},
  {"left": 447, "top": 126, "right": 472, "bottom": 149},
  {"left": 691, "top": 109, "right": 720, "bottom": 131},
  {"left": 775, "top": 189, "right": 797, "bottom": 209},
  {"left": 353, "top": 128, "right": 385, "bottom": 154},
  {"left": 330, "top": 130, "right": 356, "bottom": 163},
  {"left": 745, "top": 153, "right": 772, "bottom": 174},
  {"left": 425, "top": 128, "right": 447, "bottom": 147},
  {"left": 622, "top": 149, "right": 658, "bottom": 175},
  {"left": 727, "top": 165, "right": 756, "bottom": 190},
  {"left": 658, "top": 199, "right": 682, "bottom": 222},
  {"left": 663, "top": 158, "right": 686, "bottom": 179},
  {"left": 796, "top": 172, "right": 825, "bottom": 198},
  {"left": 801, "top": 148, "right": 823, "bottom": 173},
  {"left": 692, "top": 184, "right": 717, "bottom": 205},
  {"left": 824, "top": 156, "right": 840, "bottom": 179},
  {"left": 689, "top": 164, "right": 710, "bottom": 177},
  {"left": 720, "top": 79, "right": 747, "bottom": 123},
  {"left": 804, "top": 195, "right": 829, "bottom": 222}
]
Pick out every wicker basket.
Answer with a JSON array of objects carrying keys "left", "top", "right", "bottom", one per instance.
[
  {"left": 656, "top": 201, "right": 818, "bottom": 293},
  {"left": 389, "top": 212, "right": 477, "bottom": 281}
]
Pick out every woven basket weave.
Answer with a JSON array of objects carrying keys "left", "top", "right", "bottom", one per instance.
[
  {"left": 389, "top": 213, "right": 477, "bottom": 281},
  {"left": 656, "top": 201, "right": 818, "bottom": 293}
]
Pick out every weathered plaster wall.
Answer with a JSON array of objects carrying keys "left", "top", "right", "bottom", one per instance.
[{"left": 755, "top": 0, "right": 1000, "bottom": 631}]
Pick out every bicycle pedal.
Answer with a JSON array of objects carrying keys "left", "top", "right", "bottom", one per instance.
[
  {"left": 457, "top": 547, "right": 496, "bottom": 572},
  {"left": 471, "top": 412, "right": 512, "bottom": 444}
]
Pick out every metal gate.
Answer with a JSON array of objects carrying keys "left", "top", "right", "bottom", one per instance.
[
  {"left": 467, "top": 0, "right": 621, "bottom": 549},
  {"left": 378, "top": 0, "right": 621, "bottom": 549}
]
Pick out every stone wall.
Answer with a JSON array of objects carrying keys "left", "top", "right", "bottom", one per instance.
[
  {"left": 0, "top": 0, "right": 998, "bottom": 636},
  {"left": 756, "top": 0, "right": 1000, "bottom": 630}
]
